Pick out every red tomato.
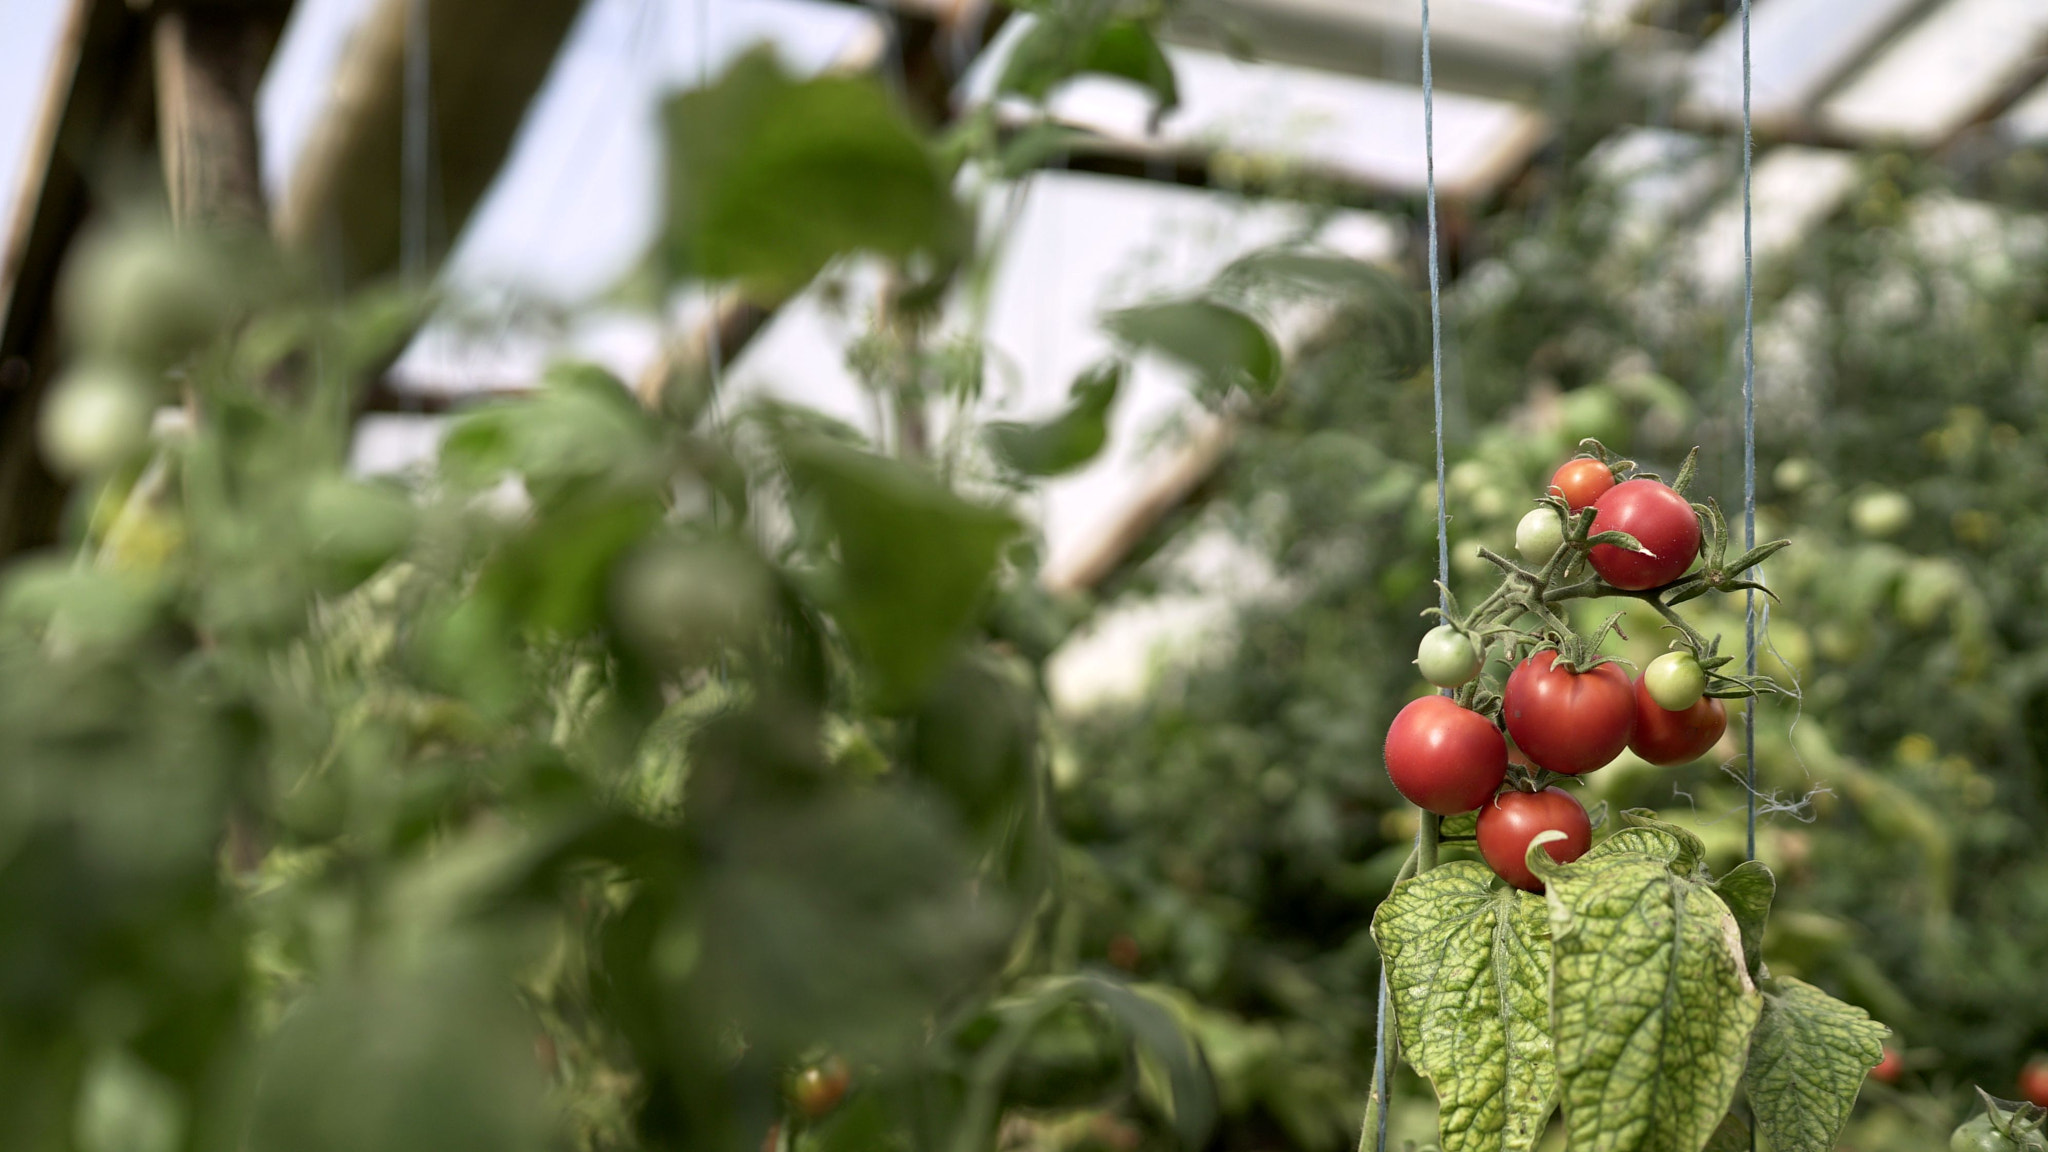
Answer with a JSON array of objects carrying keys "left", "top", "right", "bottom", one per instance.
[
  {"left": 2021, "top": 1056, "right": 2048, "bottom": 1108},
  {"left": 1870, "top": 1046, "right": 1903, "bottom": 1084},
  {"left": 1502, "top": 651, "right": 1634, "bottom": 775},
  {"left": 794, "top": 1058, "right": 850, "bottom": 1118},
  {"left": 1628, "top": 674, "right": 1728, "bottom": 766},
  {"left": 1384, "top": 696, "right": 1508, "bottom": 815},
  {"left": 1549, "top": 458, "right": 1616, "bottom": 511},
  {"left": 1477, "top": 787, "right": 1593, "bottom": 892},
  {"left": 1587, "top": 479, "right": 1702, "bottom": 590}
]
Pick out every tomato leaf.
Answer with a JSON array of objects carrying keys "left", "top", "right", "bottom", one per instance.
[
  {"left": 1589, "top": 808, "right": 1708, "bottom": 876},
  {"left": 780, "top": 437, "right": 1018, "bottom": 710},
  {"left": 1371, "top": 861, "right": 1556, "bottom": 1152},
  {"left": 660, "top": 48, "right": 968, "bottom": 300},
  {"left": 1703, "top": 1112, "right": 1752, "bottom": 1152},
  {"left": 1711, "top": 860, "right": 1776, "bottom": 983},
  {"left": 985, "top": 361, "right": 1123, "bottom": 476},
  {"left": 1744, "top": 977, "right": 1887, "bottom": 1152},
  {"left": 1104, "top": 299, "right": 1281, "bottom": 401},
  {"left": 1533, "top": 835, "right": 1761, "bottom": 1152},
  {"left": 998, "top": 16, "right": 1178, "bottom": 118}
]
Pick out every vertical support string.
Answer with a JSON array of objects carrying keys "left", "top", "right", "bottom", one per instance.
[
  {"left": 1367, "top": 4, "right": 1447, "bottom": 1149},
  {"left": 698, "top": 0, "right": 726, "bottom": 424},
  {"left": 1739, "top": 0, "right": 1757, "bottom": 864},
  {"left": 1738, "top": 1, "right": 1759, "bottom": 1143}
]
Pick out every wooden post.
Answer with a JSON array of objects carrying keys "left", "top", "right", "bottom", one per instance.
[{"left": 152, "top": 2, "right": 282, "bottom": 231}]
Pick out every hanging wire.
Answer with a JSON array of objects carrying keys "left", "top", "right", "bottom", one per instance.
[
  {"left": 698, "top": 0, "right": 727, "bottom": 425},
  {"left": 1368, "top": 3, "right": 1449, "bottom": 1148}
]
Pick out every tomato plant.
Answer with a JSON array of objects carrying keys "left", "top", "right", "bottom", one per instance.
[
  {"left": 793, "top": 1057, "right": 851, "bottom": 1118},
  {"left": 1383, "top": 695, "right": 1507, "bottom": 815},
  {"left": 1475, "top": 786, "right": 1591, "bottom": 891},
  {"left": 1871, "top": 1045, "right": 1904, "bottom": 1084},
  {"left": 1588, "top": 478, "right": 1703, "bottom": 590},
  {"left": 1503, "top": 649, "right": 1635, "bottom": 775},
  {"left": 1643, "top": 650, "right": 1707, "bottom": 710},
  {"left": 1548, "top": 456, "right": 1615, "bottom": 510}
]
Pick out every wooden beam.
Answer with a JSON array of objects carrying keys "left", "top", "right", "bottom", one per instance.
[
  {"left": 273, "top": 0, "right": 587, "bottom": 287},
  {"left": 152, "top": 1, "right": 285, "bottom": 230}
]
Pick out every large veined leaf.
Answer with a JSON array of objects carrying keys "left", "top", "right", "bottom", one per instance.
[
  {"left": 661, "top": 48, "right": 967, "bottom": 299},
  {"left": 1744, "top": 977, "right": 1887, "bottom": 1152},
  {"left": 1372, "top": 861, "right": 1556, "bottom": 1152},
  {"left": 1534, "top": 828, "right": 1762, "bottom": 1152},
  {"left": 1711, "top": 860, "right": 1776, "bottom": 983},
  {"left": 998, "top": 16, "right": 1178, "bottom": 117}
]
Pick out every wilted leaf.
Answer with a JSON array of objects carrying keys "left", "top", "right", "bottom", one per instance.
[
  {"left": 1744, "top": 977, "right": 1887, "bottom": 1152},
  {"left": 1372, "top": 861, "right": 1556, "bottom": 1152},
  {"left": 1537, "top": 832, "right": 1761, "bottom": 1152},
  {"left": 1711, "top": 860, "right": 1776, "bottom": 983}
]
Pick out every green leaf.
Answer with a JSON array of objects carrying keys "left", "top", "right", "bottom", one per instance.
[
  {"left": 661, "top": 48, "right": 967, "bottom": 300},
  {"left": 997, "top": 121, "right": 1095, "bottom": 178},
  {"left": 998, "top": 17, "right": 1178, "bottom": 117},
  {"left": 1744, "top": 977, "right": 1887, "bottom": 1152},
  {"left": 1584, "top": 808, "right": 1707, "bottom": 876},
  {"left": 1104, "top": 299, "right": 1281, "bottom": 400},
  {"left": 985, "top": 361, "right": 1122, "bottom": 476},
  {"left": 780, "top": 437, "right": 1018, "bottom": 709},
  {"left": 1537, "top": 838, "right": 1762, "bottom": 1152},
  {"left": 1702, "top": 1113, "right": 1751, "bottom": 1152},
  {"left": 1065, "top": 976, "right": 1215, "bottom": 1149},
  {"left": 1711, "top": 860, "right": 1776, "bottom": 983},
  {"left": 1371, "top": 861, "right": 1556, "bottom": 1152}
]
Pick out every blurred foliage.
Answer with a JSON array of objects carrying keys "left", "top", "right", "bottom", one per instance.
[{"left": 16, "top": 1, "right": 2048, "bottom": 1149}]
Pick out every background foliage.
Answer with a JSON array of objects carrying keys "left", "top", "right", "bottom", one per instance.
[{"left": 8, "top": 4, "right": 2048, "bottom": 1152}]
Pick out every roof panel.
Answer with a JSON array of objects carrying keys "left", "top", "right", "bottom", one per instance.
[
  {"left": 1820, "top": 0, "right": 2048, "bottom": 146},
  {"left": 1687, "top": 145, "right": 1858, "bottom": 294},
  {"left": 1683, "top": 0, "right": 1923, "bottom": 127},
  {"left": 2002, "top": 75, "right": 2048, "bottom": 144}
]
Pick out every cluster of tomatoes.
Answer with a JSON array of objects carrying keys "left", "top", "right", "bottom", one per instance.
[{"left": 1385, "top": 458, "right": 1732, "bottom": 892}]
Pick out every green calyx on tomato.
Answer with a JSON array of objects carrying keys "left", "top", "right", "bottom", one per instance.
[
  {"left": 1415, "top": 624, "right": 1481, "bottom": 688},
  {"left": 1643, "top": 650, "right": 1707, "bottom": 710}
]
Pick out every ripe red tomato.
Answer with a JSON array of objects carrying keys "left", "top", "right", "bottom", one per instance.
[
  {"left": 1384, "top": 696, "right": 1508, "bottom": 815},
  {"left": 2021, "top": 1055, "right": 2048, "bottom": 1108},
  {"left": 1587, "top": 479, "right": 1702, "bottom": 590},
  {"left": 794, "top": 1057, "right": 850, "bottom": 1118},
  {"left": 1549, "top": 458, "right": 1616, "bottom": 511},
  {"left": 1477, "top": 787, "right": 1592, "bottom": 892},
  {"left": 1628, "top": 673, "right": 1728, "bottom": 766},
  {"left": 1870, "top": 1046, "right": 1903, "bottom": 1084},
  {"left": 1502, "top": 651, "right": 1634, "bottom": 775}
]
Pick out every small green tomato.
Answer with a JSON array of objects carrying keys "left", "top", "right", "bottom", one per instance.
[
  {"left": 1949, "top": 1114, "right": 2017, "bottom": 1152},
  {"left": 1851, "top": 489, "right": 1912, "bottom": 538},
  {"left": 1415, "top": 625, "right": 1480, "bottom": 688},
  {"left": 1643, "top": 651, "right": 1707, "bottom": 711},
  {"left": 1515, "top": 507, "right": 1565, "bottom": 565},
  {"left": 39, "top": 364, "right": 156, "bottom": 477}
]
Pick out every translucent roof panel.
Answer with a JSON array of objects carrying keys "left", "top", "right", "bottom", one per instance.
[
  {"left": 2003, "top": 77, "right": 2048, "bottom": 145},
  {"left": 1686, "top": 145, "right": 1858, "bottom": 295},
  {"left": 967, "top": 18, "right": 1548, "bottom": 197},
  {"left": 0, "top": 0, "right": 83, "bottom": 310},
  {"left": 260, "top": 0, "right": 878, "bottom": 307},
  {"left": 1820, "top": 0, "right": 2048, "bottom": 146},
  {"left": 1683, "top": 0, "right": 1923, "bottom": 128}
]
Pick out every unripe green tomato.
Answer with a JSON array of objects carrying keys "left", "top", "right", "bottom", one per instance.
[
  {"left": 610, "top": 536, "right": 773, "bottom": 668},
  {"left": 1951, "top": 1114, "right": 2017, "bottom": 1152},
  {"left": 39, "top": 364, "right": 156, "bottom": 477},
  {"left": 1415, "top": 624, "right": 1480, "bottom": 688},
  {"left": 1643, "top": 651, "right": 1707, "bottom": 711},
  {"left": 1515, "top": 507, "right": 1565, "bottom": 564},
  {"left": 60, "top": 225, "right": 232, "bottom": 368},
  {"left": 1851, "top": 489, "right": 1912, "bottom": 538}
]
